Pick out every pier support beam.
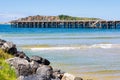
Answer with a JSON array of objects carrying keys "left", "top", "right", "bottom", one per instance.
[{"left": 11, "top": 20, "right": 120, "bottom": 29}]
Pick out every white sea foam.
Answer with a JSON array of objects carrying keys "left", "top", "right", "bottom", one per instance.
[
  {"left": 31, "top": 47, "right": 79, "bottom": 51},
  {"left": 90, "top": 44, "right": 120, "bottom": 49},
  {"left": 30, "top": 44, "right": 120, "bottom": 51},
  {"left": 90, "top": 44, "right": 113, "bottom": 49}
]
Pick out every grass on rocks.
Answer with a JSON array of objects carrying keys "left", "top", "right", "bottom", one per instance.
[{"left": 0, "top": 49, "right": 16, "bottom": 80}]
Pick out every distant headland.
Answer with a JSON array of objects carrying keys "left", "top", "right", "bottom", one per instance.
[{"left": 16, "top": 15, "right": 102, "bottom": 21}]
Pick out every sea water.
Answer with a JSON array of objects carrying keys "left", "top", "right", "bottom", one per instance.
[{"left": 0, "top": 24, "right": 120, "bottom": 79}]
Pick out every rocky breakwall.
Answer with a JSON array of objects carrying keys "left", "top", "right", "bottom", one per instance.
[{"left": 0, "top": 39, "right": 83, "bottom": 80}]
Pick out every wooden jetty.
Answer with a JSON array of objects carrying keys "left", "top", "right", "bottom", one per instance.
[{"left": 11, "top": 20, "right": 120, "bottom": 29}]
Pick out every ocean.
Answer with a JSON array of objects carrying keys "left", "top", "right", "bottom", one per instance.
[{"left": 0, "top": 24, "right": 120, "bottom": 79}]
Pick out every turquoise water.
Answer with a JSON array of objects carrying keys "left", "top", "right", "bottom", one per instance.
[{"left": 0, "top": 25, "right": 120, "bottom": 78}]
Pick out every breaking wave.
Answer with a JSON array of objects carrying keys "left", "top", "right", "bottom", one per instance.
[{"left": 30, "top": 44, "right": 120, "bottom": 51}]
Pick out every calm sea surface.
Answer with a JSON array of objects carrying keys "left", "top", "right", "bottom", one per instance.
[{"left": 0, "top": 24, "right": 120, "bottom": 78}]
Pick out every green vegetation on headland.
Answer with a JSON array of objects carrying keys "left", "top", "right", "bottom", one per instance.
[
  {"left": 0, "top": 49, "right": 16, "bottom": 80},
  {"left": 17, "top": 14, "right": 102, "bottom": 21},
  {"left": 58, "top": 15, "right": 101, "bottom": 20}
]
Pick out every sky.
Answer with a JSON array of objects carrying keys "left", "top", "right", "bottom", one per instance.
[{"left": 0, "top": 0, "right": 120, "bottom": 22}]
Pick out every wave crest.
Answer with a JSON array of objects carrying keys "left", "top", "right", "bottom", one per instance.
[{"left": 29, "top": 44, "right": 120, "bottom": 51}]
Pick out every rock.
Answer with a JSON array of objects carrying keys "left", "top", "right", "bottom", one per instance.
[
  {"left": 6, "top": 57, "right": 53, "bottom": 79},
  {"left": 74, "top": 77, "right": 83, "bottom": 80},
  {"left": 17, "top": 76, "right": 25, "bottom": 80},
  {"left": 14, "top": 53, "right": 20, "bottom": 57},
  {"left": 36, "top": 65, "right": 53, "bottom": 79},
  {"left": 6, "top": 57, "right": 17, "bottom": 66},
  {"left": 17, "top": 66, "right": 61, "bottom": 80},
  {"left": 0, "top": 39, "right": 6, "bottom": 45},
  {"left": 17, "top": 64, "right": 32, "bottom": 76},
  {"left": 6, "top": 57, "right": 29, "bottom": 67},
  {"left": 61, "top": 73, "right": 83, "bottom": 80},
  {"left": 53, "top": 69, "right": 65, "bottom": 74},
  {"left": 30, "top": 56, "right": 43, "bottom": 64},
  {"left": 8, "top": 47, "right": 17, "bottom": 55},
  {"left": 52, "top": 69, "right": 64, "bottom": 79},
  {"left": 42, "top": 58, "right": 50, "bottom": 65},
  {"left": 1, "top": 42, "right": 17, "bottom": 55},
  {"left": 0, "top": 45, "right": 2, "bottom": 48},
  {"left": 18, "top": 74, "right": 58, "bottom": 80},
  {"left": 6, "top": 57, "right": 32, "bottom": 76},
  {"left": 30, "top": 61, "right": 39, "bottom": 74},
  {"left": 17, "top": 51, "right": 30, "bottom": 62},
  {"left": 17, "top": 75, "right": 38, "bottom": 80},
  {"left": 30, "top": 56, "right": 50, "bottom": 65},
  {"left": 51, "top": 78, "right": 61, "bottom": 80}
]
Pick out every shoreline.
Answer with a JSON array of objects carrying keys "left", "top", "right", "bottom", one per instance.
[
  {"left": 20, "top": 44, "right": 120, "bottom": 80},
  {"left": 0, "top": 40, "right": 120, "bottom": 79},
  {"left": 0, "top": 39, "right": 83, "bottom": 80}
]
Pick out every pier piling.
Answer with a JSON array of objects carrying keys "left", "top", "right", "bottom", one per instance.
[{"left": 11, "top": 20, "right": 120, "bottom": 29}]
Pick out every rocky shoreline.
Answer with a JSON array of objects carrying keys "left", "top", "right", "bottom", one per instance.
[{"left": 0, "top": 39, "right": 83, "bottom": 80}]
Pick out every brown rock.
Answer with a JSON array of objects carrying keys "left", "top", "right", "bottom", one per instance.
[{"left": 61, "top": 73, "right": 83, "bottom": 80}]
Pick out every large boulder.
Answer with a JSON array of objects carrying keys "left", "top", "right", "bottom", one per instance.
[
  {"left": 36, "top": 65, "right": 53, "bottom": 80},
  {"left": 6, "top": 57, "right": 32, "bottom": 76},
  {"left": 30, "top": 56, "right": 50, "bottom": 65},
  {"left": 17, "top": 75, "right": 60, "bottom": 80},
  {"left": 52, "top": 69, "right": 64, "bottom": 79},
  {"left": 61, "top": 73, "right": 83, "bottom": 80},
  {"left": 30, "top": 56, "right": 43, "bottom": 63},
  {"left": 17, "top": 75, "right": 38, "bottom": 80},
  {"left": 41, "top": 58, "right": 50, "bottom": 65},
  {"left": 30, "top": 61, "right": 39, "bottom": 74},
  {"left": 17, "top": 64, "right": 32, "bottom": 76},
  {"left": 17, "top": 51, "right": 30, "bottom": 62},
  {"left": 1, "top": 42, "right": 17, "bottom": 55}
]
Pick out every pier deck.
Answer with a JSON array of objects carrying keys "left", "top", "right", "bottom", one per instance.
[{"left": 11, "top": 20, "right": 120, "bottom": 29}]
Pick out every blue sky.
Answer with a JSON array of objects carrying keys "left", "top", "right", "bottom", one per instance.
[{"left": 0, "top": 0, "right": 120, "bottom": 22}]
